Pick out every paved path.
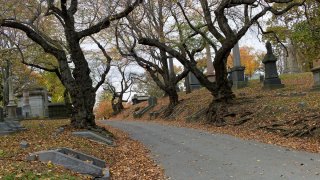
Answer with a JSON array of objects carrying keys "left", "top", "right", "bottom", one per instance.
[{"left": 101, "top": 120, "right": 320, "bottom": 180}]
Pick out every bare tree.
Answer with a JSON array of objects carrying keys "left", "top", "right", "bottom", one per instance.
[
  {"left": 104, "top": 59, "right": 139, "bottom": 115},
  {"left": 117, "top": 0, "right": 191, "bottom": 117},
  {"left": 135, "top": 0, "right": 306, "bottom": 125},
  {"left": 0, "top": 0, "right": 141, "bottom": 128}
]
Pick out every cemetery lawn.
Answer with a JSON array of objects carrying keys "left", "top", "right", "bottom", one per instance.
[
  {"left": 0, "top": 120, "right": 164, "bottom": 179},
  {"left": 112, "top": 72, "right": 320, "bottom": 153}
]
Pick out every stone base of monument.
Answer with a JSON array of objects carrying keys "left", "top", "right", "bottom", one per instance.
[
  {"left": 27, "top": 148, "right": 109, "bottom": 179},
  {"left": 0, "top": 121, "right": 26, "bottom": 135},
  {"left": 72, "top": 131, "right": 114, "bottom": 145},
  {"left": 263, "top": 78, "right": 284, "bottom": 90},
  {"left": 231, "top": 66, "right": 247, "bottom": 89},
  {"left": 310, "top": 67, "right": 320, "bottom": 91},
  {"left": 232, "top": 81, "right": 248, "bottom": 89}
]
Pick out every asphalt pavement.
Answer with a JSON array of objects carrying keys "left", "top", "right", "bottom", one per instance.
[{"left": 101, "top": 120, "right": 320, "bottom": 180}]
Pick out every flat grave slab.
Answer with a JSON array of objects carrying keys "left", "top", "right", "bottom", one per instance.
[
  {"left": 0, "top": 121, "right": 26, "bottom": 135},
  {"left": 27, "top": 147, "right": 109, "bottom": 179},
  {"left": 72, "top": 131, "right": 114, "bottom": 145}
]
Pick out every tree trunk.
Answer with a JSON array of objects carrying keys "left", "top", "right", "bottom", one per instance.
[
  {"left": 206, "top": 56, "right": 235, "bottom": 125},
  {"left": 112, "top": 95, "right": 124, "bottom": 115},
  {"left": 184, "top": 74, "right": 191, "bottom": 94},
  {"left": 63, "top": 89, "right": 72, "bottom": 117},
  {"left": 69, "top": 84, "right": 96, "bottom": 129},
  {"left": 213, "top": 57, "right": 234, "bottom": 101},
  {"left": 163, "top": 87, "right": 179, "bottom": 118}
]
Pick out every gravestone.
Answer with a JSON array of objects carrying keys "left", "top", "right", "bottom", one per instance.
[
  {"left": 72, "top": 131, "right": 114, "bottom": 145},
  {"left": 0, "top": 121, "right": 26, "bottom": 135},
  {"left": 188, "top": 72, "right": 201, "bottom": 90},
  {"left": 231, "top": 42, "right": 247, "bottom": 89},
  {"left": 148, "top": 96, "right": 157, "bottom": 106},
  {"left": 22, "top": 90, "right": 31, "bottom": 118},
  {"left": 5, "top": 61, "right": 18, "bottom": 121},
  {"left": 0, "top": 107, "right": 3, "bottom": 122},
  {"left": 132, "top": 95, "right": 149, "bottom": 105},
  {"left": 311, "top": 58, "right": 320, "bottom": 91},
  {"left": 262, "top": 42, "right": 284, "bottom": 89},
  {"left": 283, "top": 38, "right": 300, "bottom": 74},
  {"left": 260, "top": 75, "right": 264, "bottom": 83},
  {"left": 133, "top": 96, "right": 158, "bottom": 118},
  {"left": 27, "top": 148, "right": 109, "bottom": 179},
  {"left": 17, "top": 87, "right": 49, "bottom": 118}
]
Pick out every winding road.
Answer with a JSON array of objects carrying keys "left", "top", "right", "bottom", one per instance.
[{"left": 101, "top": 120, "right": 320, "bottom": 180}]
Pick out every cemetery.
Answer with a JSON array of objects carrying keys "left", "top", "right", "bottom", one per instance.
[{"left": 1, "top": 0, "right": 320, "bottom": 179}]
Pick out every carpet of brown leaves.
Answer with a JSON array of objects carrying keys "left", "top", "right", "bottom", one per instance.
[
  {"left": 0, "top": 120, "right": 164, "bottom": 179},
  {"left": 112, "top": 72, "right": 320, "bottom": 153}
]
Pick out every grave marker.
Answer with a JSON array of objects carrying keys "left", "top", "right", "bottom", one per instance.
[
  {"left": 27, "top": 148, "right": 109, "bottom": 179},
  {"left": 262, "top": 42, "right": 284, "bottom": 89},
  {"left": 311, "top": 58, "right": 320, "bottom": 91},
  {"left": 231, "top": 42, "right": 247, "bottom": 89}
]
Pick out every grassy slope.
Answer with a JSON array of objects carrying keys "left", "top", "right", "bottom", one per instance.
[{"left": 112, "top": 72, "right": 320, "bottom": 153}]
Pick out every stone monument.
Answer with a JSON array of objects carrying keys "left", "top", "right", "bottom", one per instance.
[
  {"left": 0, "top": 61, "right": 26, "bottom": 135},
  {"left": 262, "top": 42, "right": 284, "bottom": 89},
  {"left": 22, "top": 90, "right": 31, "bottom": 118},
  {"left": 0, "top": 107, "right": 3, "bottom": 122},
  {"left": 283, "top": 38, "right": 300, "bottom": 74},
  {"left": 188, "top": 72, "right": 201, "bottom": 90},
  {"left": 311, "top": 58, "right": 320, "bottom": 91},
  {"left": 205, "top": 44, "right": 215, "bottom": 82},
  {"left": 6, "top": 62, "right": 17, "bottom": 120},
  {"left": 17, "top": 87, "right": 49, "bottom": 118},
  {"left": 230, "top": 42, "right": 247, "bottom": 89}
]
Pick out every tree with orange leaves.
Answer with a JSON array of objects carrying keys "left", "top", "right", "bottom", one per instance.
[{"left": 227, "top": 47, "right": 260, "bottom": 78}]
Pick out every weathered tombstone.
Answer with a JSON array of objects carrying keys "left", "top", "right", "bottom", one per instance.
[
  {"left": 231, "top": 42, "right": 247, "bottom": 89},
  {"left": 0, "top": 121, "right": 26, "bottom": 135},
  {"left": 20, "top": 140, "right": 30, "bottom": 149},
  {"left": 188, "top": 72, "right": 201, "bottom": 90},
  {"left": 133, "top": 97, "right": 157, "bottom": 118},
  {"left": 262, "top": 42, "right": 284, "bottom": 89},
  {"left": 311, "top": 58, "right": 320, "bottom": 91},
  {"left": 148, "top": 96, "right": 157, "bottom": 106},
  {"left": 283, "top": 38, "right": 300, "bottom": 74},
  {"left": 72, "top": 131, "right": 114, "bottom": 145},
  {"left": 259, "top": 75, "right": 264, "bottom": 83},
  {"left": 131, "top": 94, "right": 149, "bottom": 105},
  {"left": 6, "top": 76, "right": 17, "bottom": 120},
  {"left": 22, "top": 90, "right": 31, "bottom": 118},
  {"left": 27, "top": 148, "right": 109, "bottom": 179},
  {"left": 0, "top": 107, "right": 3, "bottom": 122}
]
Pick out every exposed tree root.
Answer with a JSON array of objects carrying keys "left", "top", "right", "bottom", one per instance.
[
  {"left": 259, "top": 117, "right": 320, "bottom": 137},
  {"left": 206, "top": 101, "right": 228, "bottom": 126}
]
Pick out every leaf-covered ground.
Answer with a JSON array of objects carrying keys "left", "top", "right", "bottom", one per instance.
[
  {"left": 0, "top": 120, "right": 164, "bottom": 179},
  {"left": 112, "top": 72, "right": 320, "bottom": 153}
]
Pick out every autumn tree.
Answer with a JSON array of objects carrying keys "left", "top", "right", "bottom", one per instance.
[
  {"left": 94, "top": 92, "right": 113, "bottom": 120},
  {"left": 227, "top": 47, "right": 260, "bottom": 77},
  {"left": 136, "top": 0, "right": 306, "bottom": 125},
  {"left": 263, "top": 0, "right": 320, "bottom": 71},
  {"left": 0, "top": 0, "right": 141, "bottom": 128}
]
